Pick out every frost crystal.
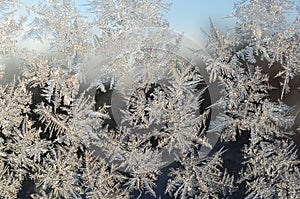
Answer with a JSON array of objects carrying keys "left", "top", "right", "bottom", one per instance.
[{"left": 0, "top": 0, "right": 299, "bottom": 198}]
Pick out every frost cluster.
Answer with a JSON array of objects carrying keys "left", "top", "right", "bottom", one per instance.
[{"left": 0, "top": 0, "right": 299, "bottom": 199}]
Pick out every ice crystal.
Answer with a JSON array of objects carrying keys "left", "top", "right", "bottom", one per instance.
[{"left": 0, "top": 0, "right": 299, "bottom": 198}]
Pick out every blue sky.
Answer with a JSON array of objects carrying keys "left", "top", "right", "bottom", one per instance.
[{"left": 165, "top": 0, "right": 236, "bottom": 43}]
